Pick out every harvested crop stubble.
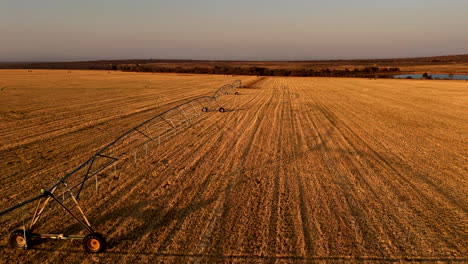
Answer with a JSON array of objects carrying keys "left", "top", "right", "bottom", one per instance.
[{"left": 0, "top": 70, "right": 466, "bottom": 263}]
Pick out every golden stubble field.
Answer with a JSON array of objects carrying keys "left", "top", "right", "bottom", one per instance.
[{"left": 0, "top": 70, "right": 467, "bottom": 263}]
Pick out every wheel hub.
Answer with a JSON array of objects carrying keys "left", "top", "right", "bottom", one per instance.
[
  {"left": 15, "top": 236, "right": 25, "bottom": 246},
  {"left": 87, "top": 238, "right": 100, "bottom": 251}
]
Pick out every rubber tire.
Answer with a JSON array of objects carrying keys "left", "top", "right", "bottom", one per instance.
[
  {"left": 9, "top": 230, "right": 32, "bottom": 249},
  {"left": 83, "top": 233, "right": 107, "bottom": 253},
  {"left": 201, "top": 107, "right": 208, "bottom": 112},
  {"left": 219, "top": 107, "right": 225, "bottom": 113}
]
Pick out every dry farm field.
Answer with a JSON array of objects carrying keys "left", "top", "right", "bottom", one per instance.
[{"left": 0, "top": 70, "right": 467, "bottom": 263}]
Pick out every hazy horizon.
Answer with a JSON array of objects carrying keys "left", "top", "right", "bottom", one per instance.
[
  {"left": 2, "top": 54, "right": 468, "bottom": 64},
  {"left": 1, "top": 0, "right": 467, "bottom": 61}
]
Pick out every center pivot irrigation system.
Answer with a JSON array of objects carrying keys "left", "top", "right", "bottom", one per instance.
[{"left": 0, "top": 80, "right": 242, "bottom": 253}]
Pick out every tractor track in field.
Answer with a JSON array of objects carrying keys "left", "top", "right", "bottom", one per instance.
[
  {"left": 209, "top": 84, "right": 276, "bottom": 257},
  {"left": 306, "top": 104, "right": 410, "bottom": 256},
  {"left": 315, "top": 88, "right": 466, "bottom": 209},
  {"left": 314, "top": 90, "right": 466, "bottom": 221},
  {"left": 304, "top": 79, "right": 466, "bottom": 256},
  {"left": 304, "top": 84, "right": 464, "bottom": 256},
  {"left": 286, "top": 81, "right": 316, "bottom": 257},
  {"left": 266, "top": 86, "right": 286, "bottom": 258}
]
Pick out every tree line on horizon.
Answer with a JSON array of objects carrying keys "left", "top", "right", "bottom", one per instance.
[
  {"left": 118, "top": 65, "right": 400, "bottom": 78},
  {"left": 0, "top": 61, "right": 401, "bottom": 78}
]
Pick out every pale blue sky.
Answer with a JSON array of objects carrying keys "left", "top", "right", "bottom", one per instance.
[{"left": 1, "top": 0, "right": 467, "bottom": 61}]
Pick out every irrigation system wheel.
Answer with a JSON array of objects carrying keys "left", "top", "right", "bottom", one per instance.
[
  {"left": 219, "top": 107, "right": 225, "bottom": 113},
  {"left": 83, "top": 233, "right": 106, "bottom": 253},
  {"left": 202, "top": 107, "right": 208, "bottom": 112},
  {"left": 9, "top": 230, "right": 31, "bottom": 249}
]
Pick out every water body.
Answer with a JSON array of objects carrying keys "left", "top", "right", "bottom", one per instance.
[{"left": 394, "top": 74, "right": 468, "bottom": 80}]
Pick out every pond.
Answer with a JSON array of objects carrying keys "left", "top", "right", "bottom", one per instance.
[{"left": 393, "top": 74, "right": 468, "bottom": 80}]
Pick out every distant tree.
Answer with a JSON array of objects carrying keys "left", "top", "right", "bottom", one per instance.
[
  {"left": 422, "top": 73, "right": 433, "bottom": 80},
  {"left": 448, "top": 72, "right": 454, "bottom": 79}
]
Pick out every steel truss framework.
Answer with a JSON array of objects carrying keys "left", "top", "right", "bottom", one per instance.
[{"left": 0, "top": 80, "right": 242, "bottom": 252}]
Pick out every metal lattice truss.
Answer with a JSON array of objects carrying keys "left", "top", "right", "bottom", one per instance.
[{"left": 0, "top": 80, "right": 242, "bottom": 237}]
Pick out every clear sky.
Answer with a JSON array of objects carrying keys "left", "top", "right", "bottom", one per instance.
[{"left": 1, "top": 0, "right": 467, "bottom": 61}]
